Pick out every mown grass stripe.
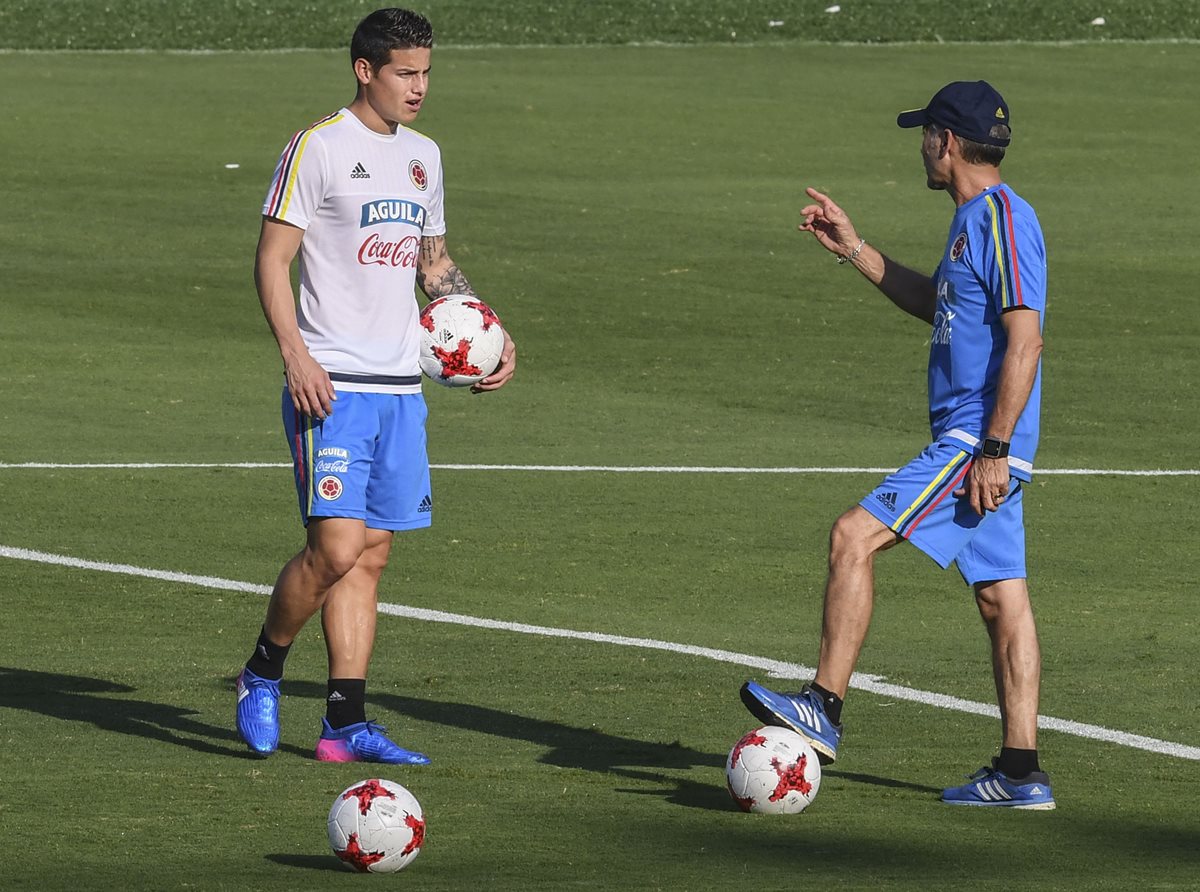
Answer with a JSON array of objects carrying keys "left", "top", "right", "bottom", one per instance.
[
  {"left": 3, "top": 543, "right": 1197, "bottom": 762},
  {"left": 2, "top": 462, "right": 1199, "bottom": 475}
]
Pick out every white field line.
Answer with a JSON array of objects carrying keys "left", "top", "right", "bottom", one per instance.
[
  {"left": 2, "top": 543, "right": 1197, "bottom": 762},
  {"left": 1, "top": 461, "right": 1199, "bottom": 476}
]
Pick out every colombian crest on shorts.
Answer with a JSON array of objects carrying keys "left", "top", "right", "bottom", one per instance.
[
  {"left": 950, "top": 232, "right": 968, "bottom": 262},
  {"left": 409, "top": 159, "right": 428, "bottom": 191},
  {"left": 317, "top": 476, "right": 343, "bottom": 501}
]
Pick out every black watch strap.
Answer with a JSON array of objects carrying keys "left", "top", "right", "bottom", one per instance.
[{"left": 980, "top": 437, "right": 1010, "bottom": 459}]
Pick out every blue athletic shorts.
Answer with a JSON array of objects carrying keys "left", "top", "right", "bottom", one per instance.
[
  {"left": 859, "top": 439, "right": 1026, "bottom": 586},
  {"left": 282, "top": 389, "right": 432, "bottom": 531}
]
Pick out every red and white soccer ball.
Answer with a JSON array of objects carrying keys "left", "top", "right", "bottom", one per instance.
[
  {"left": 418, "top": 295, "right": 505, "bottom": 387},
  {"left": 725, "top": 725, "right": 822, "bottom": 814},
  {"left": 327, "top": 778, "right": 426, "bottom": 873}
]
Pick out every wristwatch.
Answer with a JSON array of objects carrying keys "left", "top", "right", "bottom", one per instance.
[{"left": 980, "top": 437, "right": 1010, "bottom": 459}]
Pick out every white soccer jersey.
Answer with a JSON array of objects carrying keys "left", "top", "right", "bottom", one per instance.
[{"left": 262, "top": 108, "right": 447, "bottom": 393}]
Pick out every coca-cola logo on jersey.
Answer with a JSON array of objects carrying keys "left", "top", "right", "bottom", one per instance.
[{"left": 358, "top": 233, "right": 418, "bottom": 268}]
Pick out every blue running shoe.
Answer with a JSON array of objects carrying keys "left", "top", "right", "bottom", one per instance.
[
  {"left": 235, "top": 668, "right": 280, "bottom": 756},
  {"left": 316, "top": 718, "right": 431, "bottom": 765},
  {"left": 941, "top": 761, "right": 1056, "bottom": 809},
  {"left": 739, "top": 681, "right": 842, "bottom": 764}
]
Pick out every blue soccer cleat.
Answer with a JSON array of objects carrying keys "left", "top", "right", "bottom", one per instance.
[
  {"left": 941, "top": 761, "right": 1056, "bottom": 809},
  {"left": 315, "top": 718, "right": 431, "bottom": 765},
  {"left": 739, "top": 681, "right": 842, "bottom": 764},
  {"left": 235, "top": 668, "right": 281, "bottom": 756}
]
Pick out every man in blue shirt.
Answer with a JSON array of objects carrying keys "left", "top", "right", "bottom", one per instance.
[{"left": 740, "top": 81, "right": 1054, "bottom": 808}]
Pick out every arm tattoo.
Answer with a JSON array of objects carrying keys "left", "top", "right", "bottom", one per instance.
[
  {"left": 416, "top": 236, "right": 476, "bottom": 298},
  {"left": 419, "top": 236, "right": 440, "bottom": 267},
  {"left": 421, "top": 264, "right": 476, "bottom": 299}
]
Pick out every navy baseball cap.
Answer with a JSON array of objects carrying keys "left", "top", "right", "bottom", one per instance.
[{"left": 897, "top": 80, "right": 1011, "bottom": 147}]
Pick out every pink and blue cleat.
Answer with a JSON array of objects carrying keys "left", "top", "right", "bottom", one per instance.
[{"left": 315, "top": 718, "right": 431, "bottom": 765}]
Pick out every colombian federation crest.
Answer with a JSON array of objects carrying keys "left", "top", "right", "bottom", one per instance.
[
  {"left": 409, "top": 159, "right": 428, "bottom": 191},
  {"left": 317, "top": 476, "right": 343, "bottom": 501},
  {"left": 950, "top": 232, "right": 968, "bottom": 262}
]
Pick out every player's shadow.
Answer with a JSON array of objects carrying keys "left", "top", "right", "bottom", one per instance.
[
  {"left": 285, "top": 679, "right": 728, "bottom": 809},
  {"left": 823, "top": 769, "right": 941, "bottom": 795},
  {"left": 0, "top": 666, "right": 300, "bottom": 759},
  {"left": 287, "top": 682, "right": 937, "bottom": 809},
  {"left": 264, "top": 854, "right": 345, "bottom": 872}
]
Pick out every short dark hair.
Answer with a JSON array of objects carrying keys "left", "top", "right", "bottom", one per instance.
[
  {"left": 928, "top": 122, "right": 1008, "bottom": 167},
  {"left": 351, "top": 8, "right": 434, "bottom": 73},
  {"left": 957, "top": 125, "right": 1009, "bottom": 166}
]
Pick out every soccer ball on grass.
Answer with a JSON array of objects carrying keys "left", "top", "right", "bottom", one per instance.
[
  {"left": 725, "top": 725, "right": 822, "bottom": 814},
  {"left": 327, "top": 778, "right": 426, "bottom": 873},
  {"left": 418, "top": 295, "right": 505, "bottom": 387}
]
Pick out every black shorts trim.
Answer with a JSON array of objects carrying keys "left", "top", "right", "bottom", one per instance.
[{"left": 328, "top": 372, "right": 422, "bottom": 386}]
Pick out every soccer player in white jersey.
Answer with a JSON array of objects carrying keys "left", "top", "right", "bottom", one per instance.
[
  {"left": 235, "top": 7, "right": 517, "bottom": 764},
  {"left": 741, "top": 81, "right": 1056, "bottom": 808}
]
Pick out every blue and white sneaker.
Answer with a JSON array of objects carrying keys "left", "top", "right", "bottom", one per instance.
[
  {"left": 739, "top": 681, "right": 842, "bottom": 764},
  {"left": 316, "top": 718, "right": 431, "bottom": 765},
  {"left": 235, "top": 668, "right": 281, "bottom": 756},
  {"left": 941, "top": 761, "right": 1056, "bottom": 809}
]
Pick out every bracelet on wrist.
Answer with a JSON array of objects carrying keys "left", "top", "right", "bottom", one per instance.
[{"left": 837, "top": 238, "right": 867, "bottom": 265}]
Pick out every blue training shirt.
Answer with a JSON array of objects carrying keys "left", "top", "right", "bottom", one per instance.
[{"left": 928, "top": 183, "right": 1046, "bottom": 481}]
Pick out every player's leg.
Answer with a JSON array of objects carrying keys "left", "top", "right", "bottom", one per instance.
[
  {"left": 975, "top": 576, "right": 1041, "bottom": 752},
  {"left": 236, "top": 517, "right": 369, "bottom": 755},
  {"left": 941, "top": 576, "right": 1053, "bottom": 808},
  {"left": 321, "top": 529, "right": 389, "bottom": 675},
  {"left": 741, "top": 440, "right": 978, "bottom": 763},
  {"left": 941, "top": 482, "right": 1054, "bottom": 808},
  {"left": 236, "top": 389, "right": 375, "bottom": 756},
  {"left": 740, "top": 506, "right": 897, "bottom": 764},
  {"left": 320, "top": 526, "right": 392, "bottom": 721},
  {"left": 815, "top": 506, "right": 902, "bottom": 697},
  {"left": 314, "top": 392, "right": 432, "bottom": 766},
  {"left": 267, "top": 517, "right": 370, "bottom": 644}
]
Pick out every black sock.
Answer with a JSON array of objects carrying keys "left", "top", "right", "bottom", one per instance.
[
  {"left": 996, "top": 747, "right": 1040, "bottom": 778},
  {"left": 808, "top": 681, "right": 844, "bottom": 725},
  {"left": 326, "top": 678, "right": 367, "bottom": 729},
  {"left": 245, "top": 627, "right": 291, "bottom": 681}
]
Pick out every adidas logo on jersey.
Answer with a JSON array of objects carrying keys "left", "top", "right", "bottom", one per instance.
[
  {"left": 350, "top": 162, "right": 371, "bottom": 179},
  {"left": 876, "top": 491, "right": 898, "bottom": 512},
  {"left": 417, "top": 495, "right": 432, "bottom": 513}
]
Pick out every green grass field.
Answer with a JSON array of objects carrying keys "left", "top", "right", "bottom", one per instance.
[
  {"left": 2, "top": 5, "right": 1199, "bottom": 890},
  {"left": 3, "top": 0, "right": 1200, "bottom": 47}
]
